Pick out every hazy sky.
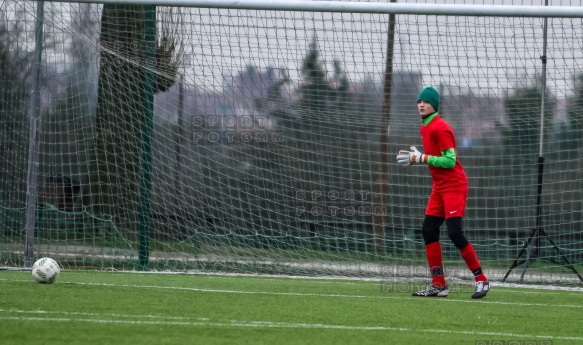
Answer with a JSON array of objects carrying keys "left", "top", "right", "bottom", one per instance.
[
  {"left": 183, "top": 4, "right": 583, "bottom": 98},
  {"left": 8, "top": 0, "right": 583, "bottom": 98}
]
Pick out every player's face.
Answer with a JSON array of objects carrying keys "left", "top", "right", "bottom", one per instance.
[{"left": 417, "top": 100, "right": 436, "bottom": 117}]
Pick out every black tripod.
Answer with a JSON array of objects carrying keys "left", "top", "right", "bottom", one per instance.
[{"left": 502, "top": 157, "right": 583, "bottom": 283}]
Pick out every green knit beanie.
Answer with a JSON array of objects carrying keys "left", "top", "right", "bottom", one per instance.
[{"left": 417, "top": 86, "right": 440, "bottom": 112}]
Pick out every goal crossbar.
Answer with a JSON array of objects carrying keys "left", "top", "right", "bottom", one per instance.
[{"left": 45, "top": 0, "right": 583, "bottom": 18}]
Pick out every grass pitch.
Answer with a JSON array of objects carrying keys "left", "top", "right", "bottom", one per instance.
[{"left": 0, "top": 270, "right": 581, "bottom": 345}]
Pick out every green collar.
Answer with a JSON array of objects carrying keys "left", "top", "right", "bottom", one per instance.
[{"left": 422, "top": 112, "right": 439, "bottom": 126}]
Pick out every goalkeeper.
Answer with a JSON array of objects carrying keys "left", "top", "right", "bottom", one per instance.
[{"left": 396, "top": 86, "right": 489, "bottom": 299}]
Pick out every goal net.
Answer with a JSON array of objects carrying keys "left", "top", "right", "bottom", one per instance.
[{"left": 1, "top": 0, "right": 583, "bottom": 285}]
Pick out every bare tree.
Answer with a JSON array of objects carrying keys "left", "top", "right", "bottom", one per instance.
[
  {"left": 86, "top": 5, "right": 182, "bottom": 239},
  {"left": 0, "top": 8, "right": 34, "bottom": 234}
]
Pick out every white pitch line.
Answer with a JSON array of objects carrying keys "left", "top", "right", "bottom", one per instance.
[
  {"left": 0, "top": 308, "right": 208, "bottom": 321},
  {"left": 0, "top": 314, "right": 579, "bottom": 342},
  {"left": 60, "top": 281, "right": 583, "bottom": 309},
  {"left": 41, "top": 270, "right": 583, "bottom": 292},
  {"left": 5, "top": 270, "right": 583, "bottom": 292}
]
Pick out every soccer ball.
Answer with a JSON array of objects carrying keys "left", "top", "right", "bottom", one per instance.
[{"left": 32, "top": 257, "right": 61, "bottom": 284}]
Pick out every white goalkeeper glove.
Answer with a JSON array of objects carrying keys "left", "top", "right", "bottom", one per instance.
[{"left": 396, "top": 146, "right": 428, "bottom": 166}]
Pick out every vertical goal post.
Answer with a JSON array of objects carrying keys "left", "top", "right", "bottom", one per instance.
[{"left": 1, "top": 0, "right": 583, "bottom": 285}]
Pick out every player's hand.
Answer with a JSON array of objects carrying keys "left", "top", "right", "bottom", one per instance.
[{"left": 396, "top": 146, "right": 427, "bottom": 166}]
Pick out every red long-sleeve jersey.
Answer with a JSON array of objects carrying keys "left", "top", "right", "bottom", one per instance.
[{"left": 420, "top": 115, "right": 468, "bottom": 192}]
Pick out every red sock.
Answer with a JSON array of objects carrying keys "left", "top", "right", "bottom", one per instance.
[
  {"left": 460, "top": 243, "right": 488, "bottom": 282},
  {"left": 425, "top": 242, "right": 446, "bottom": 288}
]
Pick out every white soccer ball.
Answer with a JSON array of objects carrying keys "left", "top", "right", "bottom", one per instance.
[{"left": 32, "top": 257, "right": 61, "bottom": 284}]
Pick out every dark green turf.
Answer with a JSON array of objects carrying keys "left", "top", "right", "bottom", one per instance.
[{"left": 0, "top": 271, "right": 580, "bottom": 345}]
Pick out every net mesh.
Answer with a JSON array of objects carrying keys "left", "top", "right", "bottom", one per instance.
[{"left": 1, "top": 1, "right": 583, "bottom": 284}]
